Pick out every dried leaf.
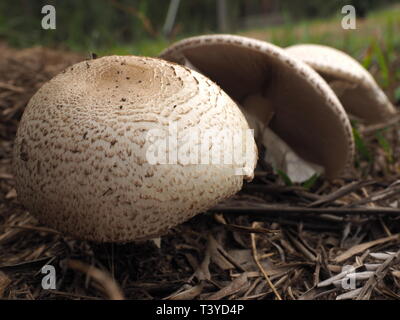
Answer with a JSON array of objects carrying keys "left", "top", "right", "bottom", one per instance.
[
  {"left": 334, "top": 234, "right": 400, "bottom": 263},
  {"left": 207, "top": 273, "right": 249, "bottom": 300}
]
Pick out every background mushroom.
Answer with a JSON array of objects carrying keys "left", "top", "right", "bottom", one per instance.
[
  {"left": 13, "top": 55, "right": 257, "bottom": 242},
  {"left": 159, "top": 34, "right": 355, "bottom": 182},
  {"left": 286, "top": 44, "right": 397, "bottom": 124}
]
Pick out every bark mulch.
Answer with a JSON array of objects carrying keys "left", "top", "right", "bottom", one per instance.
[{"left": 0, "top": 43, "right": 399, "bottom": 300}]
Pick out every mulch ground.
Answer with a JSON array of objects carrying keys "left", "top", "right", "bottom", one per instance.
[{"left": 0, "top": 43, "right": 399, "bottom": 300}]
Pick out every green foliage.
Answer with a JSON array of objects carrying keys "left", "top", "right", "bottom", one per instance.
[
  {"left": 372, "top": 40, "right": 390, "bottom": 88},
  {"left": 302, "top": 174, "right": 319, "bottom": 191},
  {"left": 352, "top": 126, "right": 372, "bottom": 164},
  {"left": 279, "top": 0, "right": 395, "bottom": 19},
  {"left": 1, "top": 0, "right": 399, "bottom": 56},
  {"left": 240, "top": 4, "right": 400, "bottom": 94},
  {"left": 394, "top": 87, "right": 400, "bottom": 104},
  {"left": 0, "top": 0, "right": 173, "bottom": 52},
  {"left": 361, "top": 46, "right": 373, "bottom": 70},
  {"left": 276, "top": 169, "right": 293, "bottom": 187},
  {"left": 394, "top": 87, "right": 400, "bottom": 103},
  {"left": 375, "top": 129, "right": 394, "bottom": 164}
]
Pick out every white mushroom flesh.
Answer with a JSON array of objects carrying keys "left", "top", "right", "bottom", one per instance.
[
  {"left": 13, "top": 55, "right": 257, "bottom": 242},
  {"left": 239, "top": 102, "right": 323, "bottom": 183}
]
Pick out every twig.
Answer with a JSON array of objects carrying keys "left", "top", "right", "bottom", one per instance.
[
  {"left": 210, "top": 204, "right": 400, "bottom": 216},
  {"left": 307, "top": 180, "right": 375, "bottom": 207},
  {"left": 356, "top": 250, "right": 400, "bottom": 300},
  {"left": 0, "top": 257, "right": 55, "bottom": 271},
  {"left": 48, "top": 290, "right": 102, "bottom": 300},
  {"left": 66, "top": 259, "right": 124, "bottom": 300},
  {"left": 0, "top": 82, "right": 25, "bottom": 92},
  {"left": 164, "top": 283, "right": 204, "bottom": 300},
  {"left": 207, "top": 273, "right": 249, "bottom": 300},
  {"left": 348, "top": 185, "right": 400, "bottom": 207},
  {"left": 250, "top": 222, "right": 282, "bottom": 300},
  {"left": 10, "top": 224, "right": 60, "bottom": 235},
  {"left": 336, "top": 288, "right": 363, "bottom": 300},
  {"left": 243, "top": 184, "right": 321, "bottom": 202},
  {"left": 360, "top": 114, "right": 400, "bottom": 134},
  {"left": 285, "top": 231, "right": 317, "bottom": 262}
]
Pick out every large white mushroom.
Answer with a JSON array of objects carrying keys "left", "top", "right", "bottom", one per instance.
[
  {"left": 13, "top": 55, "right": 257, "bottom": 242},
  {"left": 160, "top": 34, "right": 355, "bottom": 182},
  {"left": 286, "top": 44, "right": 397, "bottom": 124}
]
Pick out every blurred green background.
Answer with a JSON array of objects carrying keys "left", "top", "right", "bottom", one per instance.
[
  {"left": 0, "top": 0, "right": 399, "bottom": 56},
  {"left": 1, "top": 0, "right": 400, "bottom": 92}
]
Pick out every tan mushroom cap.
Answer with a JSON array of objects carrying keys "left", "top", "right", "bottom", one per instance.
[
  {"left": 160, "top": 34, "right": 355, "bottom": 178},
  {"left": 13, "top": 55, "right": 257, "bottom": 242},
  {"left": 286, "top": 44, "right": 396, "bottom": 124}
]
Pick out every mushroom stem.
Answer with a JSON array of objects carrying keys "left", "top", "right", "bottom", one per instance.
[{"left": 240, "top": 93, "right": 275, "bottom": 141}]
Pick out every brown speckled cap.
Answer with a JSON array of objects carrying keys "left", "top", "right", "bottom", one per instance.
[
  {"left": 286, "top": 44, "right": 397, "bottom": 124},
  {"left": 13, "top": 55, "right": 257, "bottom": 242},
  {"left": 160, "top": 34, "right": 355, "bottom": 179}
]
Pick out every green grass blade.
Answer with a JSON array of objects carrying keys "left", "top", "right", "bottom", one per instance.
[
  {"left": 375, "top": 129, "right": 393, "bottom": 163},
  {"left": 372, "top": 40, "right": 390, "bottom": 88},
  {"left": 352, "top": 126, "right": 372, "bottom": 164},
  {"left": 276, "top": 169, "right": 293, "bottom": 186},
  {"left": 301, "top": 174, "right": 319, "bottom": 191}
]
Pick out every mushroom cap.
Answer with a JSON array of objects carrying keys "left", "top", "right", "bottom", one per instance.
[
  {"left": 160, "top": 34, "right": 355, "bottom": 178},
  {"left": 13, "top": 55, "right": 257, "bottom": 242},
  {"left": 286, "top": 44, "right": 396, "bottom": 123}
]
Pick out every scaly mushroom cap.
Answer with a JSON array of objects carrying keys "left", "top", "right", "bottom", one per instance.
[
  {"left": 13, "top": 55, "right": 257, "bottom": 242},
  {"left": 160, "top": 34, "right": 355, "bottom": 178},
  {"left": 286, "top": 44, "right": 396, "bottom": 124}
]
